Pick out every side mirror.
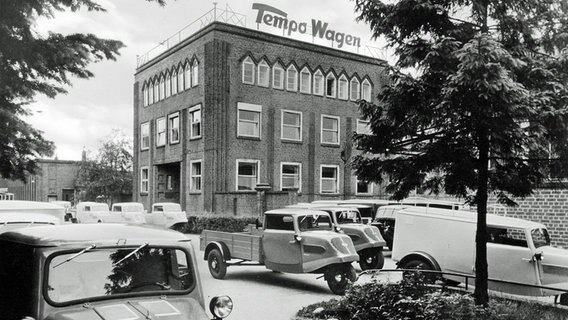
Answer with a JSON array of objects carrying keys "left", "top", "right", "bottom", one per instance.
[
  {"left": 534, "top": 252, "right": 544, "bottom": 261},
  {"left": 294, "top": 234, "right": 303, "bottom": 242}
]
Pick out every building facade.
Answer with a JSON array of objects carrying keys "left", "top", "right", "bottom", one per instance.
[{"left": 133, "top": 22, "right": 389, "bottom": 216}]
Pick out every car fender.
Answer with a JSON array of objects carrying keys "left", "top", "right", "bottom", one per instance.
[
  {"left": 397, "top": 251, "right": 441, "bottom": 271},
  {"left": 204, "top": 241, "right": 231, "bottom": 261}
]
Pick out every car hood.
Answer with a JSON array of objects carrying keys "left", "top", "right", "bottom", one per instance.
[{"left": 44, "top": 297, "right": 209, "bottom": 320}]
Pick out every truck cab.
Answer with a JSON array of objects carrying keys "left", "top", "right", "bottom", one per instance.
[
  {"left": 393, "top": 207, "right": 568, "bottom": 300},
  {"left": 75, "top": 202, "right": 111, "bottom": 223},
  {"left": 0, "top": 224, "right": 233, "bottom": 320},
  {"left": 109, "top": 202, "right": 146, "bottom": 224},
  {"left": 147, "top": 202, "right": 188, "bottom": 230}
]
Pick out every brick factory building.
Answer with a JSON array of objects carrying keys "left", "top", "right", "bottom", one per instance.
[{"left": 133, "top": 19, "right": 389, "bottom": 216}]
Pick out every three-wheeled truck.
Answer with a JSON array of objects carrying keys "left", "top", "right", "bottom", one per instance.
[
  {"left": 200, "top": 209, "right": 360, "bottom": 295},
  {"left": 287, "top": 204, "right": 386, "bottom": 270}
]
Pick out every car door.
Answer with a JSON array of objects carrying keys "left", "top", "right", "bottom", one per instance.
[{"left": 262, "top": 215, "right": 302, "bottom": 273}]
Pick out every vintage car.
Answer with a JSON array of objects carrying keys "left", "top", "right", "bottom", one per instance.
[
  {"left": 0, "top": 224, "right": 233, "bottom": 320},
  {"left": 0, "top": 212, "right": 60, "bottom": 233},
  {"left": 393, "top": 207, "right": 568, "bottom": 303},
  {"left": 147, "top": 202, "right": 188, "bottom": 230},
  {"left": 109, "top": 202, "right": 146, "bottom": 224},
  {"left": 287, "top": 204, "right": 386, "bottom": 270},
  {"left": 372, "top": 204, "right": 413, "bottom": 250},
  {"left": 75, "top": 201, "right": 111, "bottom": 223},
  {"left": 0, "top": 200, "right": 66, "bottom": 222},
  {"left": 200, "top": 209, "right": 359, "bottom": 295}
]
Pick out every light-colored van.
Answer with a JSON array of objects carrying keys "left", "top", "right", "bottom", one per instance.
[
  {"left": 0, "top": 200, "right": 66, "bottom": 222},
  {"left": 393, "top": 207, "right": 568, "bottom": 302},
  {"left": 75, "top": 201, "right": 111, "bottom": 223},
  {"left": 109, "top": 202, "right": 146, "bottom": 224},
  {"left": 147, "top": 202, "right": 187, "bottom": 230}
]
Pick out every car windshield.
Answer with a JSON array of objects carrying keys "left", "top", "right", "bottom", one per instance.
[
  {"left": 531, "top": 228, "right": 551, "bottom": 248},
  {"left": 335, "top": 210, "right": 361, "bottom": 224},
  {"left": 298, "top": 214, "right": 332, "bottom": 231},
  {"left": 46, "top": 246, "right": 194, "bottom": 304}
]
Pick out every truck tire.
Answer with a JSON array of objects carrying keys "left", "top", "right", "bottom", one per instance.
[
  {"left": 325, "top": 264, "right": 356, "bottom": 295},
  {"left": 359, "top": 248, "right": 385, "bottom": 270},
  {"left": 207, "top": 249, "right": 227, "bottom": 279},
  {"left": 401, "top": 258, "right": 436, "bottom": 283}
]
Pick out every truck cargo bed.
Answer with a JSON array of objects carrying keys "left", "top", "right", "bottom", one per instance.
[{"left": 200, "top": 230, "right": 263, "bottom": 262}]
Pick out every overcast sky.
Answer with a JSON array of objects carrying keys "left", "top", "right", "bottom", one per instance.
[{"left": 29, "top": 0, "right": 386, "bottom": 160}]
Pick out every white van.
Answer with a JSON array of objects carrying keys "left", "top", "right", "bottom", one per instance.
[
  {"left": 75, "top": 202, "right": 111, "bottom": 223},
  {"left": 0, "top": 200, "right": 66, "bottom": 222},
  {"left": 109, "top": 202, "right": 146, "bottom": 224},
  {"left": 393, "top": 207, "right": 568, "bottom": 301},
  {"left": 147, "top": 202, "right": 187, "bottom": 230}
]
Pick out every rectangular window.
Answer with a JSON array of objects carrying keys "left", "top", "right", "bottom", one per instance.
[
  {"left": 281, "top": 162, "right": 301, "bottom": 191},
  {"left": 237, "top": 160, "right": 259, "bottom": 191},
  {"left": 300, "top": 69, "right": 311, "bottom": 93},
  {"left": 188, "top": 104, "right": 202, "bottom": 139},
  {"left": 141, "top": 122, "right": 150, "bottom": 150},
  {"left": 156, "top": 117, "right": 166, "bottom": 147},
  {"left": 237, "top": 103, "right": 261, "bottom": 138},
  {"left": 141, "top": 167, "right": 149, "bottom": 193},
  {"left": 338, "top": 77, "right": 348, "bottom": 100},
  {"left": 192, "top": 62, "right": 199, "bottom": 86},
  {"left": 281, "top": 110, "right": 302, "bottom": 141},
  {"left": 356, "top": 178, "right": 372, "bottom": 195},
  {"left": 287, "top": 67, "right": 297, "bottom": 91},
  {"left": 273, "top": 65, "right": 284, "bottom": 89},
  {"left": 190, "top": 160, "right": 202, "bottom": 192},
  {"left": 314, "top": 72, "right": 324, "bottom": 96},
  {"left": 321, "top": 115, "right": 340, "bottom": 145},
  {"left": 168, "top": 113, "right": 180, "bottom": 144},
  {"left": 356, "top": 119, "right": 372, "bottom": 135},
  {"left": 258, "top": 62, "right": 270, "bottom": 87},
  {"left": 320, "top": 165, "right": 339, "bottom": 194},
  {"left": 242, "top": 58, "right": 255, "bottom": 84}
]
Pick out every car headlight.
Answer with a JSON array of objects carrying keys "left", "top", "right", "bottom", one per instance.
[{"left": 209, "top": 295, "right": 233, "bottom": 319}]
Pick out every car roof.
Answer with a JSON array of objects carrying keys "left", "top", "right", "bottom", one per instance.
[
  {"left": 113, "top": 202, "right": 144, "bottom": 207},
  {"left": 0, "top": 224, "right": 189, "bottom": 247},
  {"left": 153, "top": 202, "right": 181, "bottom": 206},
  {"left": 0, "top": 200, "right": 65, "bottom": 211},
  {"left": 0, "top": 212, "right": 60, "bottom": 223},
  {"left": 265, "top": 209, "right": 331, "bottom": 216},
  {"left": 286, "top": 205, "right": 359, "bottom": 213},
  {"left": 77, "top": 202, "right": 108, "bottom": 206}
]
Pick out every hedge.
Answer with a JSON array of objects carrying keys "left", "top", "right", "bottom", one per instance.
[{"left": 184, "top": 215, "right": 259, "bottom": 234}]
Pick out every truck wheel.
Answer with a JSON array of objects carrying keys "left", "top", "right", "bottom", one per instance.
[
  {"left": 207, "top": 249, "right": 227, "bottom": 279},
  {"left": 325, "top": 264, "right": 356, "bottom": 295},
  {"left": 401, "top": 259, "right": 436, "bottom": 283},
  {"left": 359, "top": 248, "right": 385, "bottom": 270}
]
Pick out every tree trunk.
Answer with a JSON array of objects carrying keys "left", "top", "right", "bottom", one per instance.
[{"left": 474, "top": 125, "right": 490, "bottom": 306}]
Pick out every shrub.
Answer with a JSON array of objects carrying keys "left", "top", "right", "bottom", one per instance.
[
  {"left": 296, "top": 272, "right": 568, "bottom": 320},
  {"left": 185, "top": 215, "right": 259, "bottom": 234}
]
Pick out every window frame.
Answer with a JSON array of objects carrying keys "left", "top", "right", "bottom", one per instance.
[
  {"left": 177, "top": 66, "right": 184, "bottom": 92},
  {"left": 286, "top": 65, "right": 298, "bottom": 92},
  {"left": 272, "top": 63, "right": 284, "bottom": 90},
  {"left": 153, "top": 79, "right": 159, "bottom": 102},
  {"left": 257, "top": 60, "right": 270, "bottom": 87},
  {"left": 281, "top": 109, "right": 302, "bottom": 142},
  {"left": 189, "top": 159, "right": 202, "bottom": 193},
  {"left": 242, "top": 57, "right": 255, "bottom": 85},
  {"left": 168, "top": 112, "right": 180, "bottom": 145},
  {"left": 140, "top": 167, "right": 149, "bottom": 193},
  {"left": 321, "top": 114, "right": 340, "bottom": 145},
  {"left": 350, "top": 78, "right": 360, "bottom": 101},
  {"left": 362, "top": 79, "right": 372, "bottom": 101},
  {"left": 300, "top": 67, "right": 312, "bottom": 94},
  {"left": 165, "top": 72, "right": 171, "bottom": 98},
  {"left": 356, "top": 119, "right": 372, "bottom": 135},
  {"left": 237, "top": 102, "right": 262, "bottom": 139},
  {"left": 188, "top": 104, "right": 202, "bottom": 140},
  {"left": 149, "top": 80, "right": 155, "bottom": 105},
  {"left": 184, "top": 63, "right": 191, "bottom": 90},
  {"left": 338, "top": 75, "right": 348, "bottom": 100},
  {"left": 156, "top": 117, "right": 167, "bottom": 147},
  {"left": 356, "top": 177, "right": 373, "bottom": 195},
  {"left": 313, "top": 70, "right": 324, "bottom": 96},
  {"left": 192, "top": 60, "right": 199, "bottom": 87},
  {"left": 325, "top": 73, "right": 336, "bottom": 98},
  {"left": 172, "top": 68, "right": 178, "bottom": 95},
  {"left": 140, "top": 122, "right": 150, "bottom": 151},
  {"left": 142, "top": 84, "right": 148, "bottom": 107},
  {"left": 320, "top": 165, "right": 339, "bottom": 194},
  {"left": 236, "top": 159, "right": 260, "bottom": 191},
  {"left": 158, "top": 76, "right": 165, "bottom": 101},
  {"left": 280, "top": 162, "right": 302, "bottom": 192}
]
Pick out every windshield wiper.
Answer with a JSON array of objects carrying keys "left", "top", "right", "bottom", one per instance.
[
  {"left": 113, "top": 243, "right": 149, "bottom": 266},
  {"left": 52, "top": 244, "right": 96, "bottom": 268}
]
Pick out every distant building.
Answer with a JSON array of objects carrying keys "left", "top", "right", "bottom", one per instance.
[
  {"left": 0, "top": 159, "right": 80, "bottom": 202},
  {"left": 133, "top": 20, "right": 389, "bottom": 216}
]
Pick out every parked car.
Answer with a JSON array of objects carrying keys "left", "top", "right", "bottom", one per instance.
[
  {"left": 0, "top": 212, "right": 60, "bottom": 233},
  {"left": 0, "top": 200, "right": 66, "bottom": 222},
  {"left": 200, "top": 209, "right": 359, "bottom": 295},
  {"left": 287, "top": 204, "right": 386, "bottom": 270},
  {"left": 109, "top": 202, "right": 146, "bottom": 224},
  {"left": 147, "top": 202, "right": 188, "bottom": 230},
  {"left": 393, "top": 207, "right": 568, "bottom": 303},
  {"left": 49, "top": 200, "right": 73, "bottom": 222},
  {"left": 0, "top": 224, "right": 233, "bottom": 320},
  {"left": 372, "top": 204, "right": 413, "bottom": 250},
  {"left": 75, "top": 201, "right": 111, "bottom": 223}
]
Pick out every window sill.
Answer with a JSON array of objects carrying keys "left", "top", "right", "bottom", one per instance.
[
  {"left": 188, "top": 191, "right": 202, "bottom": 195},
  {"left": 156, "top": 145, "right": 166, "bottom": 148},
  {"left": 321, "top": 143, "right": 340, "bottom": 148},
  {"left": 140, "top": 192, "right": 149, "bottom": 196},
  {"left": 189, "top": 136, "right": 202, "bottom": 141},
  {"left": 238, "top": 135, "right": 261, "bottom": 141},
  {"left": 170, "top": 141, "right": 180, "bottom": 145},
  {"left": 140, "top": 148, "right": 149, "bottom": 152},
  {"left": 281, "top": 139, "right": 303, "bottom": 145}
]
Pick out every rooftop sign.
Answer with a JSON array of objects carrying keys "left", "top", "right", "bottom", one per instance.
[{"left": 252, "top": 3, "right": 361, "bottom": 49}]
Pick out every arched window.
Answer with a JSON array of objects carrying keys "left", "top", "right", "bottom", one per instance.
[
  {"left": 286, "top": 65, "right": 298, "bottom": 92},
  {"left": 362, "top": 79, "right": 372, "bottom": 101},
  {"left": 325, "top": 72, "right": 336, "bottom": 98},
  {"left": 165, "top": 72, "right": 171, "bottom": 98},
  {"left": 148, "top": 80, "right": 154, "bottom": 104},
  {"left": 257, "top": 60, "right": 270, "bottom": 87},
  {"left": 242, "top": 56, "right": 255, "bottom": 84},
  {"left": 153, "top": 78, "right": 159, "bottom": 102},
  {"left": 142, "top": 84, "right": 148, "bottom": 107},
  {"left": 177, "top": 65, "right": 184, "bottom": 92},
  {"left": 313, "top": 70, "right": 324, "bottom": 96},
  {"left": 172, "top": 68, "right": 178, "bottom": 95},
  {"left": 272, "top": 62, "right": 284, "bottom": 89},
  {"left": 350, "top": 78, "right": 360, "bottom": 101},
  {"left": 192, "top": 59, "right": 199, "bottom": 86},
  {"left": 338, "top": 75, "right": 348, "bottom": 100},
  {"left": 300, "top": 67, "right": 311, "bottom": 94},
  {"left": 158, "top": 76, "right": 165, "bottom": 101},
  {"left": 184, "top": 62, "right": 191, "bottom": 90}
]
